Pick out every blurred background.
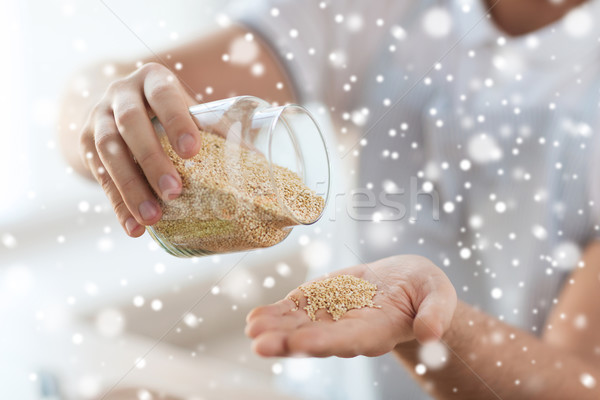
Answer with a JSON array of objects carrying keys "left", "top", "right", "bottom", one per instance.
[{"left": 0, "top": 1, "right": 370, "bottom": 399}]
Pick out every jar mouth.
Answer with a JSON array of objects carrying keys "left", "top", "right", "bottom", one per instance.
[{"left": 265, "top": 104, "right": 330, "bottom": 226}]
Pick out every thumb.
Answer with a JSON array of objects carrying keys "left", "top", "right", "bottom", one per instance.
[{"left": 412, "top": 279, "right": 457, "bottom": 343}]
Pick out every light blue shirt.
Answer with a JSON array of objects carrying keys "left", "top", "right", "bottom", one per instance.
[{"left": 239, "top": 0, "right": 600, "bottom": 398}]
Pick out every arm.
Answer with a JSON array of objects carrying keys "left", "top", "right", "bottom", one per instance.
[
  {"left": 393, "top": 240, "right": 600, "bottom": 400},
  {"left": 246, "top": 242, "right": 600, "bottom": 399},
  {"left": 58, "top": 25, "right": 295, "bottom": 234}
]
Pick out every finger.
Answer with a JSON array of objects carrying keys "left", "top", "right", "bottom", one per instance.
[
  {"left": 144, "top": 69, "right": 201, "bottom": 158},
  {"left": 412, "top": 279, "right": 457, "bottom": 343},
  {"left": 94, "top": 111, "right": 162, "bottom": 226},
  {"left": 251, "top": 330, "right": 290, "bottom": 357},
  {"left": 81, "top": 134, "right": 144, "bottom": 237},
  {"left": 246, "top": 298, "right": 301, "bottom": 323},
  {"left": 245, "top": 313, "right": 304, "bottom": 339},
  {"left": 288, "top": 315, "right": 392, "bottom": 358},
  {"left": 111, "top": 91, "right": 182, "bottom": 202}
]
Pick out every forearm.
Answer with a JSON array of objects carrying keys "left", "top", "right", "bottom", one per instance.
[{"left": 393, "top": 301, "right": 600, "bottom": 399}]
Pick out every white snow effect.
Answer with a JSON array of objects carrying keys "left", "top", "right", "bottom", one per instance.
[
  {"left": 469, "top": 215, "right": 483, "bottom": 229},
  {"left": 419, "top": 341, "right": 448, "bottom": 370},
  {"left": 459, "top": 159, "right": 471, "bottom": 171},
  {"left": 467, "top": 134, "right": 503, "bottom": 164},
  {"left": 183, "top": 312, "right": 201, "bottom": 328},
  {"left": 580, "top": 373, "right": 597, "bottom": 389},
  {"left": 552, "top": 241, "right": 581, "bottom": 270},
  {"left": 96, "top": 308, "right": 125, "bottom": 337},
  {"left": 346, "top": 13, "right": 364, "bottom": 32},
  {"left": 151, "top": 299, "right": 163, "bottom": 311},
  {"left": 228, "top": 36, "right": 259, "bottom": 65},
  {"left": 495, "top": 201, "right": 507, "bottom": 214},
  {"left": 133, "top": 295, "right": 145, "bottom": 307},
  {"left": 84, "top": 281, "right": 98, "bottom": 296},
  {"left": 351, "top": 108, "right": 369, "bottom": 126},
  {"left": 562, "top": 119, "right": 593, "bottom": 138},
  {"left": 135, "top": 357, "right": 147, "bottom": 369},
  {"left": 574, "top": 314, "right": 588, "bottom": 330},
  {"left": 422, "top": 7, "right": 453, "bottom": 38},
  {"left": 72, "top": 332, "right": 83, "bottom": 345},
  {"left": 563, "top": 9, "right": 593, "bottom": 38},
  {"left": 263, "top": 276, "right": 275, "bottom": 288},
  {"left": 154, "top": 263, "right": 165, "bottom": 274},
  {"left": 301, "top": 240, "right": 333, "bottom": 270},
  {"left": 372, "top": 211, "right": 383, "bottom": 223},
  {"left": 491, "top": 288, "right": 503, "bottom": 300},
  {"left": 532, "top": 225, "right": 548, "bottom": 240},
  {"left": 222, "top": 268, "right": 259, "bottom": 301},
  {"left": 391, "top": 25, "right": 407, "bottom": 40},
  {"left": 443, "top": 201, "right": 455, "bottom": 213},
  {"left": 137, "top": 389, "right": 153, "bottom": 400},
  {"left": 415, "top": 363, "right": 427, "bottom": 375},
  {"left": 251, "top": 62, "right": 265, "bottom": 76},
  {"left": 3, "top": 265, "right": 33, "bottom": 294},
  {"left": 298, "top": 234, "right": 310, "bottom": 246},
  {"left": 424, "top": 161, "right": 441, "bottom": 181},
  {"left": 276, "top": 262, "right": 292, "bottom": 277},
  {"left": 328, "top": 50, "right": 347, "bottom": 68},
  {"left": 366, "top": 222, "right": 396, "bottom": 249},
  {"left": 78, "top": 375, "right": 101, "bottom": 398},
  {"left": 272, "top": 362, "right": 283, "bottom": 375},
  {"left": 96, "top": 237, "right": 113, "bottom": 252},
  {"left": 215, "top": 13, "right": 231, "bottom": 28},
  {"left": 459, "top": 248, "right": 472, "bottom": 259},
  {"left": 284, "top": 358, "right": 313, "bottom": 381},
  {"left": 78, "top": 201, "right": 90, "bottom": 212}
]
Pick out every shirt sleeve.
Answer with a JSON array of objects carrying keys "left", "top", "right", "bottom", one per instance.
[
  {"left": 229, "top": 0, "right": 332, "bottom": 104},
  {"left": 229, "top": 0, "right": 414, "bottom": 110}
]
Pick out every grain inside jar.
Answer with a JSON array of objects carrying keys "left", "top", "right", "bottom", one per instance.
[{"left": 150, "top": 130, "right": 325, "bottom": 254}]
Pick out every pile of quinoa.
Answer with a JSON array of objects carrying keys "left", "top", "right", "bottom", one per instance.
[
  {"left": 151, "top": 130, "right": 325, "bottom": 254},
  {"left": 295, "top": 275, "right": 381, "bottom": 321}
]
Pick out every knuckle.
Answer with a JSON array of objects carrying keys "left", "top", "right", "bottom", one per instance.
[
  {"left": 119, "top": 173, "right": 143, "bottom": 192},
  {"left": 113, "top": 103, "right": 144, "bottom": 127},
  {"left": 106, "top": 78, "right": 126, "bottom": 93},
  {"left": 147, "top": 81, "right": 173, "bottom": 101},
  {"left": 139, "top": 61, "right": 163, "bottom": 74},
  {"left": 163, "top": 112, "right": 189, "bottom": 130},
  {"left": 94, "top": 129, "right": 119, "bottom": 155},
  {"left": 137, "top": 148, "right": 163, "bottom": 168},
  {"left": 97, "top": 172, "right": 114, "bottom": 193},
  {"left": 89, "top": 101, "right": 104, "bottom": 117},
  {"left": 78, "top": 126, "right": 93, "bottom": 151},
  {"left": 112, "top": 197, "right": 129, "bottom": 218}
]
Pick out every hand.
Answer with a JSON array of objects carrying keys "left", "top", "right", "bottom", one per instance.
[
  {"left": 246, "top": 255, "right": 457, "bottom": 358},
  {"left": 78, "top": 62, "right": 201, "bottom": 236}
]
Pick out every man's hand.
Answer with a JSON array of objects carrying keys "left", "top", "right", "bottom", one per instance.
[
  {"left": 79, "top": 62, "right": 200, "bottom": 237},
  {"left": 245, "top": 255, "right": 457, "bottom": 358}
]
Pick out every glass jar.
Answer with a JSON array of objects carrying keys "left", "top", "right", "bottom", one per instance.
[{"left": 146, "top": 96, "right": 330, "bottom": 257}]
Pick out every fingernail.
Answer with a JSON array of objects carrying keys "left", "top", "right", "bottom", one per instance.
[
  {"left": 139, "top": 200, "right": 159, "bottom": 222},
  {"left": 177, "top": 133, "right": 197, "bottom": 155},
  {"left": 125, "top": 217, "right": 140, "bottom": 235},
  {"left": 158, "top": 174, "right": 181, "bottom": 200}
]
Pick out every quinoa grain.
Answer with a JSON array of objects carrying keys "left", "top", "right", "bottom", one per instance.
[
  {"left": 150, "top": 130, "right": 325, "bottom": 254},
  {"left": 298, "top": 275, "right": 381, "bottom": 321}
]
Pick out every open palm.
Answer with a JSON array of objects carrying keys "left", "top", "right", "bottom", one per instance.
[{"left": 245, "top": 255, "right": 457, "bottom": 358}]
